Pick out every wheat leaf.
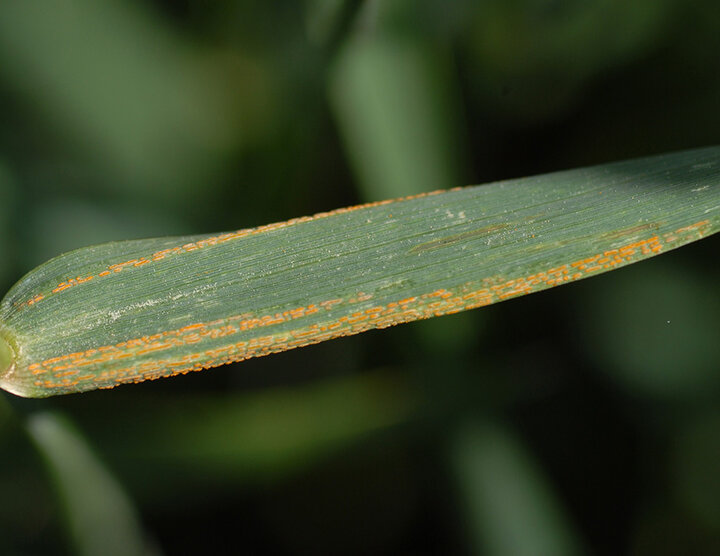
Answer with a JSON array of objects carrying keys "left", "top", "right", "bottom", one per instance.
[{"left": 1, "top": 147, "right": 718, "bottom": 397}]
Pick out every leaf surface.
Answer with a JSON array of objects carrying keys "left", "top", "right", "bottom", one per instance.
[{"left": 1, "top": 147, "right": 718, "bottom": 397}]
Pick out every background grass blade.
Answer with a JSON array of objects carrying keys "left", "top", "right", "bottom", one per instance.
[
  {"left": 26, "top": 412, "right": 153, "bottom": 556},
  {"left": 451, "top": 420, "right": 581, "bottom": 556},
  {"left": 74, "top": 370, "right": 418, "bottom": 492},
  {"left": 330, "top": 32, "right": 464, "bottom": 200},
  {"left": 0, "top": 147, "right": 718, "bottom": 397}
]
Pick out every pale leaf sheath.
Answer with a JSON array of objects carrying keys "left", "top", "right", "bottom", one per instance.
[{"left": 1, "top": 147, "right": 718, "bottom": 397}]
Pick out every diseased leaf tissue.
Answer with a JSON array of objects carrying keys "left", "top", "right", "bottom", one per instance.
[{"left": 1, "top": 147, "right": 718, "bottom": 397}]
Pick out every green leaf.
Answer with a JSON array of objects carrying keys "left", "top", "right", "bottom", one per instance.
[
  {"left": 451, "top": 420, "right": 582, "bottom": 555},
  {"left": 0, "top": 147, "right": 718, "bottom": 397},
  {"left": 81, "top": 370, "right": 417, "bottom": 491},
  {"left": 26, "top": 412, "right": 152, "bottom": 556},
  {"left": 0, "top": 0, "right": 271, "bottom": 200},
  {"left": 330, "top": 34, "right": 463, "bottom": 199}
]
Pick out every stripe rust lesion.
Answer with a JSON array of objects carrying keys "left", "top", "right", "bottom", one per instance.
[
  {"left": 25, "top": 218, "right": 717, "bottom": 394},
  {"left": 16, "top": 189, "right": 452, "bottom": 311}
]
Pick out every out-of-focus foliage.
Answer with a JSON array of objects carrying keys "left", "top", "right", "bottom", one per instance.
[
  {"left": 0, "top": 0, "right": 718, "bottom": 553},
  {"left": 466, "top": 0, "right": 678, "bottom": 121},
  {"left": 451, "top": 421, "right": 580, "bottom": 556},
  {"left": 27, "top": 413, "right": 153, "bottom": 556},
  {"left": 578, "top": 260, "right": 720, "bottom": 400},
  {"left": 330, "top": 34, "right": 464, "bottom": 199}
]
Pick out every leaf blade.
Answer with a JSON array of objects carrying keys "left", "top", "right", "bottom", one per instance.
[{"left": 1, "top": 146, "right": 718, "bottom": 397}]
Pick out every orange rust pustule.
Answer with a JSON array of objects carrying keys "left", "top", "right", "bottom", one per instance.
[
  {"left": 27, "top": 220, "right": 712, "bottom": 394},
  {"left": 16, "top": 189, "right": 452, "bottom": 311}
]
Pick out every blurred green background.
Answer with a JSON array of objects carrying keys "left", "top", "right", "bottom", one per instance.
[{"left": 1, "top": 1, "right": 719, "bottom": 554}]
